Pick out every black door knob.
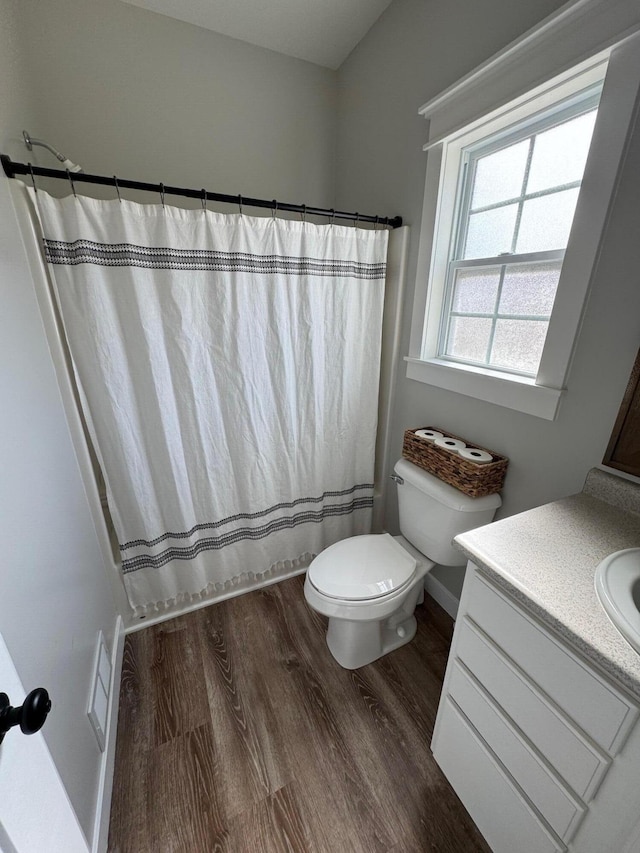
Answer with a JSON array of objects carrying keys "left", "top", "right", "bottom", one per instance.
[{"left": 0, "top": 688, "right": 52, "bottom": 744}]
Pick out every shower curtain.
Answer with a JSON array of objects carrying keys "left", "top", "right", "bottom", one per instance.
[{"left": 31, "top": 189, "right": 388, "bottom": 615}]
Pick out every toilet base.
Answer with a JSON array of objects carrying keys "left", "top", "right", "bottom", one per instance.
[
  {"left": 326, "top": 613, "right": 418, "bottom": 669},
  {"left": 323, "top": 577, "right": 425, "bottom": 669}
]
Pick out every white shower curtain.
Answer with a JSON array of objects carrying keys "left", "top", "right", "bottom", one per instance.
[{"left": 31, "top": 189, "right": 388, "bottom": 615}]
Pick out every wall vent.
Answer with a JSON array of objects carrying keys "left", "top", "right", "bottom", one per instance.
[{"left": 87, "top": 631, "right": 111, "bottom": 751}]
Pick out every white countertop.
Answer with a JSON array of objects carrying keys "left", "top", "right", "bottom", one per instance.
[{"left": 455, "top": 470, "right": 640, "bottom": 699}]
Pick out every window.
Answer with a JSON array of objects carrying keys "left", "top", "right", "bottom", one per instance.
[
  {"left": 439, "top": 93, "right": 599, "bottom": 378},
  {"left": 404, "top": 44, "right": 640, "bottom": 420}
]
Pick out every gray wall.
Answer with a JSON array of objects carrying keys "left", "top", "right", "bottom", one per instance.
[
  {"left": 335, "top": 0, "right": 640, "bottom": 591},
  {"left": 0, "top": 0, "right": 119, "bottom": 843},
  {"left": 0, "top": 0, "right": 37, "bottom": 158},
  {"left": 15, "top": 0, "right": 337, "bottom": 209}
]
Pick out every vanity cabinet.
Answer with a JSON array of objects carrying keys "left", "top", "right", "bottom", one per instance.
[{"left": 432, "top": 564, "right": 640, "bottom": 853}]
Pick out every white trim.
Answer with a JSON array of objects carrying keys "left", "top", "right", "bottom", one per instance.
[
  {"left": 91, "top": 616, "right": 124, "bottom": 853},
  {"left": 418, "top": 0, "right": 594, "bottom": 116},
  {"left": 424, "top": 573, "right": 460, "bottom": 620},
  {"left": 406, "top": 357, "right": 564, "bottom": 420},
  {"left": 422, "top": 52, "right": 609, "bottom": 152},
  {"left": 418, "top": 0, "right": 640, "bottom": 139},
  {"left": 537, "top": 35, "right": 640, "bottom": 389}
]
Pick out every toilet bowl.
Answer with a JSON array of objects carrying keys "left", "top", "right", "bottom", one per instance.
[
  {"left": 304, "top": 457, "right": 502, "bottom": 669},
  {"left": 304, "top": 533, "right": 433, "bottom": 669}
]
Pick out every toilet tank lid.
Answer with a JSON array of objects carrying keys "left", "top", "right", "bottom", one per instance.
[{"left": 394, "top": 458, "right": 502, "bottom": 512}]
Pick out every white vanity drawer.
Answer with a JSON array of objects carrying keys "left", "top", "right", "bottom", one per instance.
[
  {"left": 466, "top": 572, "right": 638, "bottom": 753},
  {"left": 456, "top": 618, "right": 610, "bottom": 800},
  {"left": 448, "top": 660, "right": 585, "bottom": 841},
  {"left": 433, "top": 696, "right": 566, "bottom": 853}
]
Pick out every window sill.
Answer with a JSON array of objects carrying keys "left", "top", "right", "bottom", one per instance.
[{"left": 404, "top": 357, "right": 564, "bottom": 420}]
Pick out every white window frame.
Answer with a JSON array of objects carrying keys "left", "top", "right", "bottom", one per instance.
[
  {"left": 407, "top": 4, "right": 640, "bottom": 420},
  {"left": 439, "top": 86, "right": 600, "bottom": 377}
]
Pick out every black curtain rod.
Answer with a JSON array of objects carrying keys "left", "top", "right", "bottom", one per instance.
[{"left": 1, "top": 155, "right": 403, "bottom": 229}]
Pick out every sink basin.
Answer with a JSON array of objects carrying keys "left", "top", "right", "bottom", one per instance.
[{"left": 595, "top": 548, "right": 640, "bottom": 654}]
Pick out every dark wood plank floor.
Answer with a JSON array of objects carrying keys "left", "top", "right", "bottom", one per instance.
[{"left": 108, "top": 575, "right": 491, "bottom": 853}]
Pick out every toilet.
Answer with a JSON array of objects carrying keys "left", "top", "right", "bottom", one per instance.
[{"left": 304, "top": 457, "right": 501, "bottom": 669}]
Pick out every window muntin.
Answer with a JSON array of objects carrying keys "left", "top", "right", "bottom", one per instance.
[{"left": 438, "top": 93, "right": 599, "bottom": 377}]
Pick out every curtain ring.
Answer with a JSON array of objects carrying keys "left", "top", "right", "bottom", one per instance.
[
  {"left": 374, "top": 215, "right": 379, "bottom": 231},
  {"left": 301, "top": 204, "right": 306, "bottom": 222},
  {"left": 353, "top": 211, "right": 359, "bottom": 227},
  {"left": 238, "top": 194, "right": 243, "bottom": 215},
  {"left": 201, "top": 188, "right": 207, "bottom": 212},
  {"left": 113, "top": 176, "right": 122, "bottom": 203},
  {"left": 66, "top": 168, "right": 77, "bottom": 199},
  {"left": 159, "top": 182, "right": 165, "bottom": 209},
  {"left": 27, "top": 162, "right": 37, "bottom": 193},
  {"left": 330, "top": 208, "right": 335, "bottom": 226},
  {"left": 271, "top": 199, "right": 278, "bottom": 220}
]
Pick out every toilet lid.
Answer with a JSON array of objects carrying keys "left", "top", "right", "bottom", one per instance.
[{"left": 308, "top": 533, "right": 417, "bottom": 601}]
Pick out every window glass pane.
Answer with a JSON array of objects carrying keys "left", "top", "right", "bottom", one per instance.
[
  {"left": 452, "top": 267, "right": 500, "bottom": 314},
  {"left": 515, "top": 188, "right": 579, "bottom": 253},
  {"left": 499, "top": 262, "right": 561, "bottom": 316},
  {"left": 463, "top": 204, "right": 518, "bottom": 259},
  {"left": 471, "top": 140, "right": 529, "bottom": 209},
  {"left": 527, "top": 110, "right": 597, "bottom": 194},
  {"left": 490, "top": 319, "right": 548, "bottom": 374},
  {"left": 445, "top": 317, "right": 492, "bottom": 363}
]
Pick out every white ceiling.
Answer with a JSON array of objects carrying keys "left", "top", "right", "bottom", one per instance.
[{"left": 120, "top": 0, "right": 393, "bottom": 69}]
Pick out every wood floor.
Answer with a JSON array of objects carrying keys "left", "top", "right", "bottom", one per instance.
[{"left": 108, "top": 575, "right": 491, "bottom": 853}]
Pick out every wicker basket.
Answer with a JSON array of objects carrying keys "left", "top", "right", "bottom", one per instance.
[{"left": 402, "top": 426, "right": 508, "bottom": 498}]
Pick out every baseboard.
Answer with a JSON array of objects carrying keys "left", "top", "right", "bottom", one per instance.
[
  {"left": 91, "top": 615, "right": 124, "bottom": 853},
  {"left": 424, "top": 573, "right": 460, "bottom": 620}
]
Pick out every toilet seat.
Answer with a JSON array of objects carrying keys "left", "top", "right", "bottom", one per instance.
[{"left": 308, "top": 533, "right": 417, "bottom": 601}]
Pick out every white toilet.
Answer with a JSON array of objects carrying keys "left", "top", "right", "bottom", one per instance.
[{"left": 304, "top": 457, "right": 501, "bottom": 669}]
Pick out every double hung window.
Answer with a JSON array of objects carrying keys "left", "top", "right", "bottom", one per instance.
[
  {"left": 439, "top": 91, "right": 599, "bottom": 377},
  {"left": 408, "top": 14, "right": 640, "bottom": 421},
  {"left": 404, "top": 50, "right": 639, "bottom": 420}
]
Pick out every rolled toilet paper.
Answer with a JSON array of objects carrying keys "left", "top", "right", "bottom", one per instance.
[
  {"left": 434, "top": 436, "right": 466, "bottom": 454},
  {"left": 414, "top": 429, "right": 444, "bottom": 442},
  {"left": 459, "top": 447, "right": 493, "bottom": 464}
]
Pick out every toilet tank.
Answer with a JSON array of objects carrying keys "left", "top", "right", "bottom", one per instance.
[{"left": 394, "top": 458, "right": 501, "bottom": 567}]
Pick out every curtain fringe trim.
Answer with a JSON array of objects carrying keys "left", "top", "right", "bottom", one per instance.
[{"left": 130, "top": 551, "right": 315, "bottom": 619}]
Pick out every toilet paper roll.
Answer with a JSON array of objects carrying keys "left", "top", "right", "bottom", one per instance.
[
  {"left": 414, "top": 429, "right": 444, "bottom": 442},
  {"left": 459, "top": 447, "right": 493, "bottom": 464},
  {"left": 434, "top": 436, "right": 466, "bottom": 454}
]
